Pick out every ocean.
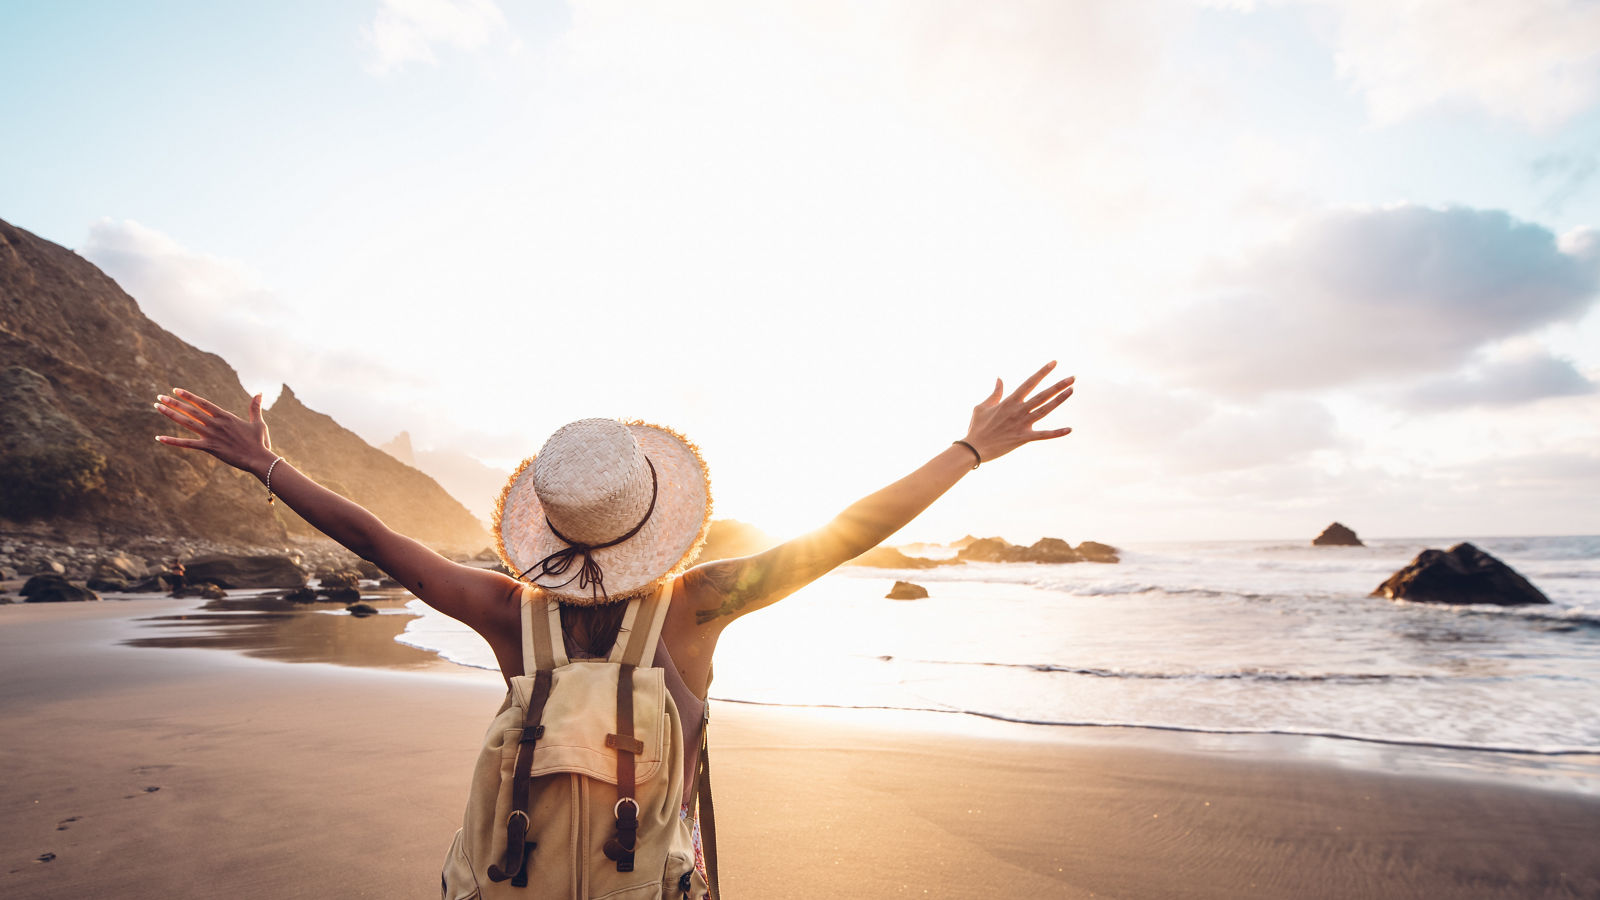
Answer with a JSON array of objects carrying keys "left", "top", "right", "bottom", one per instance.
[{"left": 397, "top": 535, "right": 1600, "bottom": 790}]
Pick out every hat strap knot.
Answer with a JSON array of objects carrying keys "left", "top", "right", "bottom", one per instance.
[{"left": 521, "top": 457, "right": 659, "bottom": 604}]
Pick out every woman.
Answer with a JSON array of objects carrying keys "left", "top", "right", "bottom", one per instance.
[{"left": 152, "top": 361, "right": 1074, "bottom": 893}]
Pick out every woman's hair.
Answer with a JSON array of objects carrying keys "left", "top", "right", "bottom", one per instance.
[{"left": 558, "top": 601, "right": 630, "bottom": 660}]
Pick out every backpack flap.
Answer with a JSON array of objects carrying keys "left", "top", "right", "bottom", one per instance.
[{"left": 502, "top": 664, "right": 668, "bottom": 785}]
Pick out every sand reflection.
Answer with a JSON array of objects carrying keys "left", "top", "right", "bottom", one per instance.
[{"left": 123, "top": 588, "right": 453, "bottom": 671}]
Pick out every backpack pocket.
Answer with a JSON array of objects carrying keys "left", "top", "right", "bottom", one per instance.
[
  {"left": 440, "top": 828, "right": 482, "bottom": 900},
  {"left": 663, "top": 850, "right": 710, "bottom": 900}
]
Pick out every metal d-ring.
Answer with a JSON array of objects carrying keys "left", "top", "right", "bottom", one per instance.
[{"left": 614, "top": 797, "right": 639, "bottom": 819}]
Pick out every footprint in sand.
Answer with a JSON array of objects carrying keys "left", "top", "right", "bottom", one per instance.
[
  {"left": 56, "top": 816, "right": 81, "bottom": 831},
  {"left": 122, "top": 786, "right": 161, "bottom": 799},
  {"left": 36, "top": 853, "right": 56, "bottom": 863}
]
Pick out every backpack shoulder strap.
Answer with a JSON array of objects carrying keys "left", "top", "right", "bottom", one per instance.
[
  {"left": 519, "top": 585, "right": 567, "bottom": 674},
  {"left": 612, "top": 579, "right": 672, "bottom": 668}
]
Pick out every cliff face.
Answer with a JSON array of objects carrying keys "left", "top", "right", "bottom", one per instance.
[
  {"left": 266, "top": 386, "right": 489, "bottom": 550},
  {"left": 0, "top": 218, "right": 488, "bottom": 552}
]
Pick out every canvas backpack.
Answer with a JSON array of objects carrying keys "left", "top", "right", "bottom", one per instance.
[{"left": 441, "top": 579, "right": 716, "bottom": 900}]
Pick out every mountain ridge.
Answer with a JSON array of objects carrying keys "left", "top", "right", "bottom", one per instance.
[{"left": 0, "top": 217, "right": 488, "bottom": 552}]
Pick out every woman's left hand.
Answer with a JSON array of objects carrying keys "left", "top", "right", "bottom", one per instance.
[{"left": 961, "top": 361, "right": 1075, "bottom": 464}]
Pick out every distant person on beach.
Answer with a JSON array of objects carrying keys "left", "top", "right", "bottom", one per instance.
[
  {"left": 166, "top": 558, "right": 186, "bottom": 593},
  {"left": 152, "top": 361, "right": 1075, "bottom": 892}
]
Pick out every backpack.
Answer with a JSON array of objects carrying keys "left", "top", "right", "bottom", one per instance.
[{"left": 441, "top": 579, "right": 715, "bottom": 900}]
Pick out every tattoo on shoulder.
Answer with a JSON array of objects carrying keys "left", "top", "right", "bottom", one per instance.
[{"left": 690, "top": 560, "right": 769, "bottom": 624}]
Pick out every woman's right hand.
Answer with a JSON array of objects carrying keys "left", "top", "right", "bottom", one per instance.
[{"left": 154, "top": 389, "right": 278, "bottom": 476}]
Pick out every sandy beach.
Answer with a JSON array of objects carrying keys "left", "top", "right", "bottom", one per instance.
[{"left": 3, "top": 596, "right": 1598, "bottom": 900}]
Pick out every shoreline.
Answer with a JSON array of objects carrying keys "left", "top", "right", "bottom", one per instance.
[
  {"left": 9, "top": 591, "right": 1599, "bottom": 798},
  {"left": 4, "top": 598, "right": 1600, "bottom": 898}
]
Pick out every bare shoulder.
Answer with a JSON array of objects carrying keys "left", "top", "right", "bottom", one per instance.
[{"left": 676, "top": 536, "right": 844, "bottom": 629}]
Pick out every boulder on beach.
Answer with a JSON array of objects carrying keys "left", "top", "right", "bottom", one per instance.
[
  {"left": 92, "top": 554, "right": 144, "bottom": 581},
  {"left": 1372, "top": 542, "right": 1549, "bottom": 606},
  {"left": 184, "top": 554, "right": 307, "bottom": 589},
  {"left": 1313, "top": 522, "right": 1364, "bottom": 547},
  {"left": 1076, "top": 541, "right": 1120, "bottom": 564},
  {"left": 347, "top": 602, "right": 379, "bottom": 617},
  {"left": 846, "top": 546, "right": 963, "bottom": 569},
  {"left": 21, "top": 574, "right": 99, "bottom": 603},
  {"left": 885, "top": 581, "right": 929, "bottom": 600},
  {"left": 318, "top": 570, "right": 361, "bottom": 590},
  {"left": 320, "top": 586, "right": 361, "bottom": 603},
  {"left": 281, "top": 586, "right": 319, "bottom": 603}
]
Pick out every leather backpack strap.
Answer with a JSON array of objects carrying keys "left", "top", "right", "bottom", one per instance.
[
  {"left": 486, "top": 668, "right": 553, "bottom": 886},
  {"left": 695, "top": 704, "right": 720, "bottom": 900},
  {"left": 603, "top": 661, "right": 643, "bottom": 872}
]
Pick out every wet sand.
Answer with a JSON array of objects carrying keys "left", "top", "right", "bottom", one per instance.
[{"left": 2, "top": 597, "right": 1598, "bottom": 899}]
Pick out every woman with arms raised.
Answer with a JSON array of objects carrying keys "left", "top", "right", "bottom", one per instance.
[{"left": 153, "top": 361, "right": 1075, "bottom": 899}]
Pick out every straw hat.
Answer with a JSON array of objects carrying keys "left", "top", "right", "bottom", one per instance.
[{"left": 493, "top": 418, "right": 712, "bottom": 606}]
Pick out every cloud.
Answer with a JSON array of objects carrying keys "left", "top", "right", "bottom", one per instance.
[
  {"left": 363, "top": 0, "right": 509, "bottom": 74},
  {"left": 1084, "top": 380, "right": 1342, "bottom": 473},
  {"left": 1132, "top": 205, "right": 1600, "bottom": 394},
  {"left": 1320, "top": 0, "right": 1600, "bottom": 128},
  {"left": 1396, "top": 350, "right": 1596, "bottom": 411},
  {"left": 81, "top": 218, "right": 427, "bottom": 411}
]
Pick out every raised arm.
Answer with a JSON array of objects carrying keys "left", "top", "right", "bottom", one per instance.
[
  {"left": 683, "top": 362, "right": 1076, "bottom": 631},
  {"left": 153, "top": 389, "right": 518, "bottom": 638}
]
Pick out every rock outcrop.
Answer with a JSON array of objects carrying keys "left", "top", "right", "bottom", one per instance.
[
  {"left": 1372, "top": 543, "right": 1550, "bottom": 606},
  {"left": 0, "top": 217, "right": 488, "bottom": 552},
  {"left": 885, "top": 581, "right": 929, "bottom": 600},
  {"left": 1076, "top": 541, "right": 1120, "bottom": 563},
  {"left": 957, "top": 537, "right": 1028, "bottom": 563},
  {"left": 1313, "top": 522, "right": 1364, "bottom": 547},
  {"left": 185, "top": 554, "right": 308, "bottom": 589},
  {"left": 1019, "top": 538, "right": 1080, "bottom": 563}
]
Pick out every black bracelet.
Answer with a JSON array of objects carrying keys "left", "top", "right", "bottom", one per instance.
[{"left": 952, "top": 440, "right": 981, "bottom": 469}]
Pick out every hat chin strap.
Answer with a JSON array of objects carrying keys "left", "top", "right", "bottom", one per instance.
[{"left": 521, "top": 457, "right": 659, "bottom": 604}]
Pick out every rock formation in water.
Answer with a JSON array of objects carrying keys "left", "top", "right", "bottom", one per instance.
[
  {"left": 0, "top": 217, "right": 487, "bottom": 552},
  {"left": 1372, "top": 542, "right": 1550, "bottom": 606},
  {"left": 956, "top": 536, "right": 1119, "bottom": 564},
  {"left": 1075, "top": 541, "right": 1120, "bottom": 563},
  {"left": 885, "top": 580, "right": 929, "bottom": 600},
  {"left": 1313, "top": 522, "right": 1364, "bottom": 547}
]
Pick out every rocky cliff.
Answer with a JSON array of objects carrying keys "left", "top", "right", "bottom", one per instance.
[{"left": 0, "top": 218, "right": 487, "bottom": 552}]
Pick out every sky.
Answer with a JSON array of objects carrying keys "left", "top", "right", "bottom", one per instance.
[{"left": 3, "top": 0, "right": 1599, "bottom": 544}]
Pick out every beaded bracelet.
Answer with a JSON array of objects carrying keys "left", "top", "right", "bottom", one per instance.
[{"left": 265, "top": 456, "right": 284, "bottom": 505}]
